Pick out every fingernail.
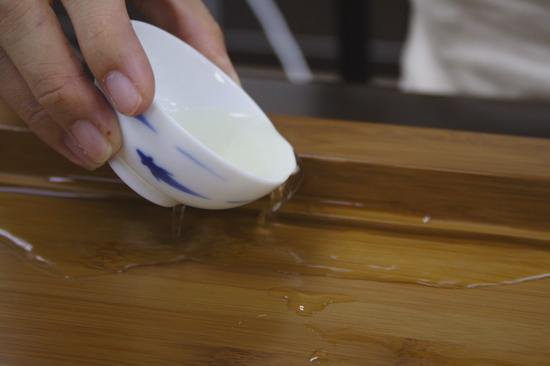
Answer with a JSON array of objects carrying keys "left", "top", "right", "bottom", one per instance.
[
  {"left": 69, "top": 120, "right": 112, "bottom": 164},
  {"left": 104, "top": 71, "right": 141, "bottom": 115},
  {"left": 63, "top": 134, "right": 98, "bottom": 169}
]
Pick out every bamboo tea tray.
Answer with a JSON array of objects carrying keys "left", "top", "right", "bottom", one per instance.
[{"left": 1, "top": 103, "right": 549, "bottom": 365}]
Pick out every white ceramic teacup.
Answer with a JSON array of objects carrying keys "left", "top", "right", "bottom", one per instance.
[{"left": 107, "top": 21, "right": 297, "bottom": 209}]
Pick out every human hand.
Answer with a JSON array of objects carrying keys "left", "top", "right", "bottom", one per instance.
[{"left": 0, "top": 0, "right": 238, "bottom": 169}]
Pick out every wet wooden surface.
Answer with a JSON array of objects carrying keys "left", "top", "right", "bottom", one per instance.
[{"left": 1, "top": 103, "right": 550, "bottom": 365}]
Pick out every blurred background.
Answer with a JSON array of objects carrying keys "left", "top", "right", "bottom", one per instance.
[
  {"left": 203, "top": 0, "right": 409, "bottom": 86},
  {"left": 52, "top": 0, "right": 550, "bottom": 138},
  {"left": 197, "top": 0, "right": 550, "bottom": 138}
]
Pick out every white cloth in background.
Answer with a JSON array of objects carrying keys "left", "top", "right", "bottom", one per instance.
[{"left": 400, "top": 0, "right": 550, "bottom": 99}]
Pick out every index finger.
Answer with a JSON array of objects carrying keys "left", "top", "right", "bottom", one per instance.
[
  {"left": 0, "top": 0, "right": 120, "bottom": 164},
  {"left": 61, "top": 0, "right": 155, "bottom": 116}
]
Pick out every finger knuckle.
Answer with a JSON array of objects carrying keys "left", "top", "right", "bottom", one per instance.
[
  {"left": 26, "top": 104, "right": 50, "bottom": 131},
  {"left": 0, "top": 0, "right": 24, "bottom": 15},
  {"left": 35, "top": 75, "right": 69, "bottom": 110},
  {"left": 0, "top": 0, "right": 33, "bottom": 26},
  {"left": 0, "top": 1, "right": 41, "bottom": 47},
  {"left": 83, "top": 22, "right": 109, "bottom": 45},
  {"left": 34, "top": 71, "right": 85, "bottom": 111}
]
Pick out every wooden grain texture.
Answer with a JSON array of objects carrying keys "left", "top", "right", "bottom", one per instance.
[
  {"left": 271, "top": 114, "right": 550, "bottom": 179},
  {"left": 1, "top": 104, "right": 549, "bottom": 365}
]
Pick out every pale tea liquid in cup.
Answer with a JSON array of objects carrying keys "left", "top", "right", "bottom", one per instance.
[{"left": 166, "top": 109, "right": 292, "bottom": 180}]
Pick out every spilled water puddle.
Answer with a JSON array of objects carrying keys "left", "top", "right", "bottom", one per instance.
[
  {"left": 268, "top": 288, "right": 356, "bottom": 317},
  {"left": 0, "top": 153, "right": 550, "bottom": 289}
]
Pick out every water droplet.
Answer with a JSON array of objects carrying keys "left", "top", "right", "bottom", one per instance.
[
  {"left": 269, "top": 288, "right": 356, "bottom": 317},
  {"left": 259, "top": 154, "right": 304, "bottom": 224},
  {"left": 172, "top": 204, "right": 186, "bottom": 239},
  {"left": 309, "top": 348, "right": 329, "bottom": 363}
]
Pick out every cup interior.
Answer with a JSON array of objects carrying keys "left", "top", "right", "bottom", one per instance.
[{"left": 132, "top": 21, "right": 296, "bottom": 181}]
